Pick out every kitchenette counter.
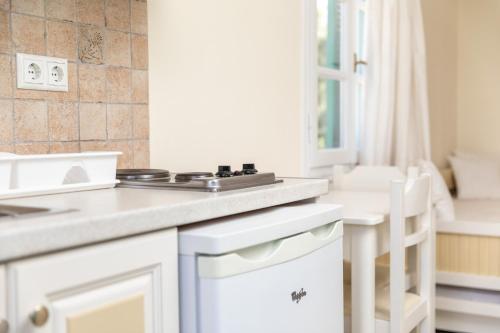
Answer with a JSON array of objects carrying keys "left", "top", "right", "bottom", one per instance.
[{"left": 0, "top": 177, "right": 328, "bottom": 262}]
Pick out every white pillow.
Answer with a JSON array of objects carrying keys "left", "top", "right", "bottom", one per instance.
[
  {"left": 448, "top": 156, "right": 500, "bottom": 199},
  {"left": 419, "top": 160, "right": 455, "bottom": 222}
]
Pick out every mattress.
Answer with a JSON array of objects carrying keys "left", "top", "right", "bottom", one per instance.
[
  {"left": 438, "top": 199, "right": 500, "bottom": 237},
  {"left": 454, "top": 199, "right": 500, "bottom": 223}
]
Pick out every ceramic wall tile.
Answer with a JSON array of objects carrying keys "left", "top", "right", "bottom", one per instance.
[
  {"left": 132, "top": 104, "right": 148, "bottom": 139},
  {"left": 0, "top": 0, "right": 149, "bottom": 168},
  {"left": 48, "top": 102, "right": 79, "bottom": 141},
  {"left": 0, "top": 99, "right": 13, "bottom": 144},
  {"left": 79, "top": 64, "right": 107, "bottom": 103},
  {"left": 131, "top": 0, "right": 147, "bottom": 35},
  {"left": 105, "top": 30, "right": 131, "bottom": 67},
  {"left": 0, "top": 10, "right": 11, "bottom": 53},
  {"left": 12, "top": 0, "right": 44, "bottom": 16},
  {"left": 12, "top": 14, "right": 45, "bottom": 54},
  {"left": 46, "top": 0, "right": 76, "bottom": 21},
  {"left": 107, "top": 67, "right": 131, "bottom": 103},
  {"left": 79, "top": 103, "right": 107, "bottom": 141},
  {"left": 131, "top": 70, "right": 147, "bottom": 103},
  {"left": 105, "top": 0, "right": 130, "bottom": 32},
  {"left": 47, "top": 20, "right": 78, "bottom": 60},
  {"left": 14, "top": 100, "right": 49, "bottom": 142},
  {"left": 131, "top": 34, "right": 148, "bottom": 70},
  {"left": 0, "top": 55, "right": 12, "bottom": 98},
  {"left": 107, "top": 104, "right": 132, "bottom": 140},
  {"left": 77, "top": 0, "right": 105, "bottom": 26}
]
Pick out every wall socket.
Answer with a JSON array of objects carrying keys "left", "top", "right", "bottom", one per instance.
[{"left": 16, "top": 53, "right": 69, "bottom": 92}]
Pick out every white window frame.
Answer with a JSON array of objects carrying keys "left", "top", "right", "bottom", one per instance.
[{"left": 303, "top": 0, "right": 366, "bottom": 176}]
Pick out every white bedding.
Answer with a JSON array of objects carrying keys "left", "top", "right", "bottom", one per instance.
[
  {"left": 438, "top": 199, "right": 500, "bottom": 236},
  {"left": 454, "top": 199, "right": 500, "bottom": 223}
]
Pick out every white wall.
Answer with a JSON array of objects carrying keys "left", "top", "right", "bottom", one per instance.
[
  {"left": 422, "top": 0, "right": 500, "bottom": 165},
  {"left": 456, "top": 0, "right": 500, "bottom": 156},
  {"left": 148, "top": 0, "right": 304, "bottom": 176},
  {"left": 421, "top": 0, "right": 458, "bottom": 168}
]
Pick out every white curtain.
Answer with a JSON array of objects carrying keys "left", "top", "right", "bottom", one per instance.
[{"left": 360, "top": 0, "right": 431, "bottom": 171}]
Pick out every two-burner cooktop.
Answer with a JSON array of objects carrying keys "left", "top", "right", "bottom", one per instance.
[{"left": 116, "top": 164, "right": 283, "bottom": 192}]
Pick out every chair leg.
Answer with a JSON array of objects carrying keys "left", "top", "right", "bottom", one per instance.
[{"left": 419, "top": 317, "right": 432, "bottom": 333}]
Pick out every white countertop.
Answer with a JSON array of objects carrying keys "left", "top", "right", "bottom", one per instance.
[
  {"left": 318, "top": 190, "right": 388, "bottom": 225},
  {"left": 0, "top": 178, "right": 328, "bottom": 262}
]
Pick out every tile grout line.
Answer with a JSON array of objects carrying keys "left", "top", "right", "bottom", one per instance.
[
  {"left": 104, "top": 0, "right": 110, "bottom": 154},
  {"left": 129, "top": 0, "right": 136, "bottom": 164},
  {"left": 44, "top": 0, "right": 50, "bottom": 151},
  {"left": 8, "top": 1, "right": 15, "bottom": 150},
  {"left": 0, "top": 97, "right": 147, "bottom": 106},
  {"left": 74, "top": 0, "right": 81, "bottom": 154},
  {"left": 128, "top": 0, "right": 134, "bottom": 168},
  {"left": 9, "top": 4, "right": 146, "bottom": 37},
  {"left": 76, "top": 1, "right": 86, "bottom": 153}
]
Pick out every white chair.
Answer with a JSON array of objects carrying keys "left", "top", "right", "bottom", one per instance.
[
  {"left": 336, "top": 165, "right": 411, "bottom": 288},
  {"left": 344, "top": 172, "right": 434, "bottom": 333}
]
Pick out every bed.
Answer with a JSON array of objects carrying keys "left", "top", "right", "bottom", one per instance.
[{"left": 436, "top": 198, "right": 500, "bottom": 333}]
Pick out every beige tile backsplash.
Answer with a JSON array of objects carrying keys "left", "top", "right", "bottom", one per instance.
[
  {"left": 0, "top": 0, "right": 149, "bottom": 168},
  {"left": 46, "top": 0, "right": 76, "bottom": 21}
]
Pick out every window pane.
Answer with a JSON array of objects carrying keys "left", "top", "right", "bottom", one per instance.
[
  {"left": 356, "top": 82, "right": 364, "bottom": 148},
  {"left": 356, "top": 9, "right": 366, "bottom": 75},
  {"left": 317, "top": 0, "right": 342, "bottom": 70},
  {"left": 318, "top": 78, "right": 341, "bottom": 149}
]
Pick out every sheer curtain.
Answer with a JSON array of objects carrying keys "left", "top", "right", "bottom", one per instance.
[{"left": 360, "top": 0, "right": 431, "bottom": 171}]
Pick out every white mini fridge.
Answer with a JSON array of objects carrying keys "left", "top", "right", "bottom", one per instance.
[{"left": 178, "top": 202, "right": 344, "bottom": 333}]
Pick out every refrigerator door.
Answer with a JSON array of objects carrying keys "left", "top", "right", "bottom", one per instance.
[{"left": 196, "top": 224, "right": 343, "bottom": 333}]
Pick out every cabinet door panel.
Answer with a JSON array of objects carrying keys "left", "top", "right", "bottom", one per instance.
[
  {"left": 66, "top": 294, "right": 145, "bottom": 333},
  {"left": 53, "top": 275, "right": 152, "bottom": 333},
  {"left": 7, "top": 229, "right": 178, "bottom": 333}
]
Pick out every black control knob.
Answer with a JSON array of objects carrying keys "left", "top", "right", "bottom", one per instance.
[
  {"left": 216, "top": 165, "right": 234, "bottom": 177},
  {"left": 242, "top": 163, "right": 258, "bottom": 175}
]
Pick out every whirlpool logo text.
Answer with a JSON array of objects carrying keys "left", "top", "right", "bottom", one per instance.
[{"left": 291, "top": 288, "right": 307, "bottom": 304}]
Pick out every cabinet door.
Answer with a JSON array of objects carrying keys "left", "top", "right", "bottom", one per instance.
[
  {"left": 7, "top": 229, "right": 178, "bottom": 333},
  {"left": 0, "top": 265, "right": 6, "bottom": 331}
]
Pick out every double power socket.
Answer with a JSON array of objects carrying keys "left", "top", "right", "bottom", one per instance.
[{"left": 17, "top": 53, "right": 69, "bottom": 92}]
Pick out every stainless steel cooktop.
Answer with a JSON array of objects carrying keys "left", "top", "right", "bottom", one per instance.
[{"left": 116, "top": 164, "right": 283, "bottom": 192}]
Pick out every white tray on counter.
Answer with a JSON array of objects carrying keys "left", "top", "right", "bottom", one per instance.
[{"left": 0, "top": 152, "right": 121, "bottom": 199}]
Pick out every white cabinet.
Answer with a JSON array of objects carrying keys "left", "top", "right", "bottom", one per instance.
[
  {"left": 0, "top": 265, "right": 6, "bottom": 333},
  {"left": 6, "top": 229, "right": 178, "bottom": 333}
]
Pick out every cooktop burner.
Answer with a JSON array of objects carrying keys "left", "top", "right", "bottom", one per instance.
[
  {"left": 116, "top": 164, "right": 283, "bottom": 192},
  {"left": 117, "top": 169, "right": 171, "bottom": 181},
  {"left": 175, "top": 172, "right": 214, "bottom": 183}
]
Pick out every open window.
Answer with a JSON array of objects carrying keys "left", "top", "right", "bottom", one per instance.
[{"left": 304, "top": 0, "right": 368, "bottom": 176}]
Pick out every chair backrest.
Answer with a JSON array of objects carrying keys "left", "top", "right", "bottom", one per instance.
[
  {"left": 333, "top": 165, "right": 405, "bottom": 192},
  {"left": 389, "top": 173, "right": 433, "bottom": 333}
]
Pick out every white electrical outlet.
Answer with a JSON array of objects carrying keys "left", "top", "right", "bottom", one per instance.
[
  {"left": 47, "top": 60, "right": 68, "bottom": 91},
  {"left": 24, "top": 61, "right": 44, "bottom": 84},
  {"left": 16, "top": 53, "right": 69, "bottom": 92}
]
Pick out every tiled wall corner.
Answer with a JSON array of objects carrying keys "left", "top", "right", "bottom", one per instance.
[{"left": 0, "top": 0, "right": 150, "bottom": 169}]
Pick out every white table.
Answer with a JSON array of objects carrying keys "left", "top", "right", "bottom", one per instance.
[{"left": 319, "top": 190, "right": 390, "bottom": 333}]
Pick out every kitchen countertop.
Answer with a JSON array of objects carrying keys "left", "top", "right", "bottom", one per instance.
[{"left": 0, "top": 177, "right": 328, "bottom": 263}]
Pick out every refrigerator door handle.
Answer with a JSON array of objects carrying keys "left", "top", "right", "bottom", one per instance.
[{"left": 198, "top": 221, "right": 343, "bottom": 279}]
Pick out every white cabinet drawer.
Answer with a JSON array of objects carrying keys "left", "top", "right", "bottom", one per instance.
[{"left": 6, "top": 229, "right": 178, "bottom": 333}]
